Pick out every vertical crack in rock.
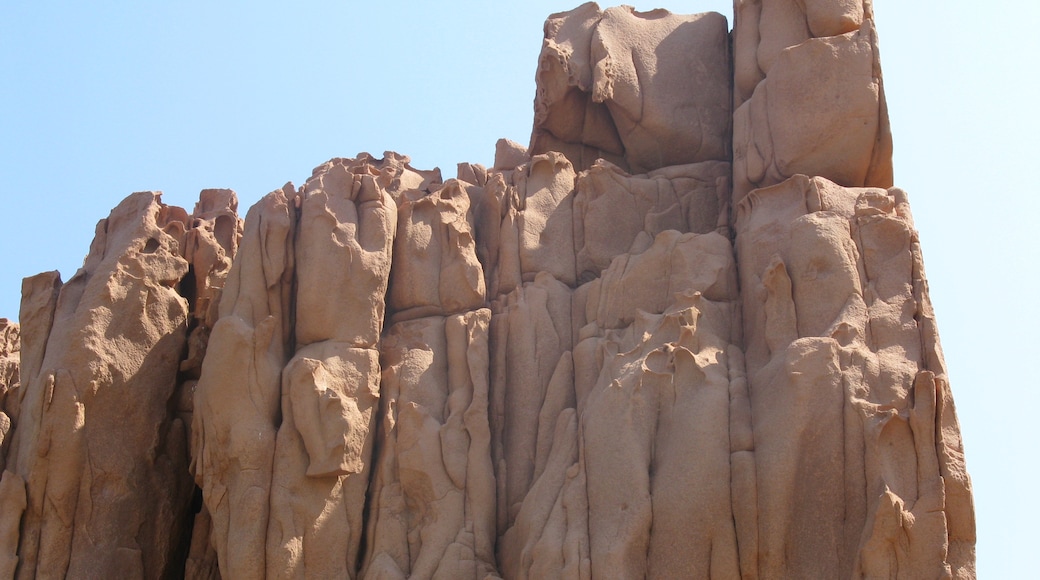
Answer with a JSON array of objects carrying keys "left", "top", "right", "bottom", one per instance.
[
  {"left": 0, "top": 3, "right": 974, "bottom": 579},
  {"left": 191, "top": 184, "right": 294, "bottom": 579},
  {"left": 0, "top": 193, "right": 198, "bottom": 578},
  {"left": 532, "top": 3, "right": 731, "bottom": 175},
  {"left": 735, "top": 174, "right": 973, "bottom": 578}
]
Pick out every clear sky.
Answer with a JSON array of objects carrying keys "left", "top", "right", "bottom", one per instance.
[{"left": 1, "top": 1, "right": 1034, "bottom": 576}]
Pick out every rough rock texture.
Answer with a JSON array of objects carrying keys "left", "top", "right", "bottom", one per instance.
[
  {"left": 732, "top": 0, "right": 893, "bottom": 201},
  {"left": 189, "top": 186, "right": 294, "bottom": 579},
  {"left": 530, "top": 3, "right": 731, "bottom": 174},
  {"left": 0, "top": 319, "right": 19, "bottom": 471},
  {"left": 0, "top": 2, "right": 973, "bottom": 579},
  {"left": 735, "top": 175, "right": 973, "bottom": 578},
  {"left": 0, "top": 193, "right": 203, "bottom": 578}
]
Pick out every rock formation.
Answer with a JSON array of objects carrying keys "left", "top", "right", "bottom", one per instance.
[{"left": 0, "top": 2, "right": 974, "bottom": 579}]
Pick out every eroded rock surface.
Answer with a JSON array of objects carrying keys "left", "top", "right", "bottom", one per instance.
[
  {"left": 735, "top": 175, "right": 974, "bottom": 578},
  {"left": 732, "top": 0, "right": 893, "bottom": 201},
  {"left": 531, "top": 3, "right": 731, "bottom": 174},
  {"left": 0, "top": 193, "right": 197, "bottom": 578},
  {"left": 190, "top": 186, "right": 294, "bottom": 579},
  {"left": 0, "top": 3, "right": 973, "bottom": 579},
  {"left": 0, "top": 319, "right": 19, "bottom": 471}
]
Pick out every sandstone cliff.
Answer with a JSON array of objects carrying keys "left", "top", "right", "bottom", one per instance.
[{"left": 0, "top": 2, "right": 974, "bottom": 579}]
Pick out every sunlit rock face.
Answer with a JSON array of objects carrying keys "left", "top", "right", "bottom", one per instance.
[{"left": 0, "top": 2, "right": 973, "bottom": 579}]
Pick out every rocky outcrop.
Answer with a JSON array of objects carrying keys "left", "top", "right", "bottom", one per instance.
[
  {"left": 0, "top": 319, "right": 19, "bottom": 470},
  {"left": 0, "top": 193, "right": 208, "bottom": 578},
  {"left": 531, "top": 3, "right": 731, "bottom": 174},
  {"left": 732, "top": 0, "right": 893, "bottom": 201},
  {"left": 735, "top": 175, "right": 973, "bottom": 578},
  {"left": 0, "top": 2, "right": 973, "bottom": 579}
]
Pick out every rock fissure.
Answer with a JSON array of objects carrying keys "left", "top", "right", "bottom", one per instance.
[{"left": 0, "top": 2, "right": 974, "bottom": 579}]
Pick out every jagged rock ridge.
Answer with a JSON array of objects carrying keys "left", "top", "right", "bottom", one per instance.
[{"left": 0, "top": 2, "right": 974, "bottom": 579}]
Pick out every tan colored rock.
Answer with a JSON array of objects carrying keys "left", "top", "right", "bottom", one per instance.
[
  {"left": 362, "top": 311, "right": 498, "bottom": 579},
  {"left": 5, "top": 273, "right": 61, "bottom": 430},
  {"left": 494, "top": 139, "right": 529, "bottom": 171},
  {"left": 191, "top": 186, "right": 295, "bottom": 579},
  {"left": 581, "top": 301, "right": 740, "bottom": 579},
  {"left": 178, "top": 189, "right": 242, "bottom": 377},
  {"left": 732, "top": 0, "right": 891, "bottom": 202},
  {"left": 489, "top": 273, "right": 573, "bottom": 533},
  {"left": 734, "top": 0, "right": 871, "bottom": 104},
  {"left": 183, "top": 189, "right": 242, "bottom": 327},
  {"left": 266, "top": 343, "right": 379, "bottom": 578},
  {"left": 531, "top": 3, "right": 731, "bottom": 173},
  {"left": 517, "top": 154, "right": 577, "bottom": 287},
  {"left": 0, "top": 320, "right": 18, "bottom": 407},
  {"left": 482, "top": 153, "right": 578, "bottom": 296},
  {"left": 1, "top": 192, "right": 194, "bottom": 578},
  {"left": 193, "top": 155, "right": 401, "bottom": 580},
  {"left": 0, "top": 319, "right": 18, "bottom": 472},
  {"left": 183, "top": 504, "right": 221, "bottom": 580},
  {"left": 583, "top": 229, "right": 735, "bottom": 330},
  {"left": 266, "top": 157, "right": 397, "bottom": 578},
  {"left": 497, "top": 407, "right": 586, "bottom": 580},
  {"left": 0, "top": 471, "right": 26, "bottom": 579},
  {"left": 370, "top": 151, "right": 444, "bottom": 199},
  {"left": 574, "top": 160, "right": 730, "bottom": 281},
  {"left": 579, "top": 232, "right": 741, "bottom": 579},
  {"left": 0, "top": 272, "right": 61, "bottom": 500},
  {"left": 361, "top": 173, "right": 500, "bottom": 578},
  {"left": 733, "top": 20, "right": 892, "bottom": 201},
  {"left": 295, "top": 159, "right": 398, "bottom": 348},
  {"left": 735, "top": 174, "right": 974, "bottom": 578},
  {"left": 389, "top": 180, "right": 485, "bottom": 321},
  {"left": 498, "top": 226, "right": 742, "bottom": 580},
  {"left": 0, "top": 5, "right": 975, "bottom": 579},
  {"left": 176, "top": 190, "right": 243, "bottom": 512}
]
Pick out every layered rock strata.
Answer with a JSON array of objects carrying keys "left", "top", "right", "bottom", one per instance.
[{"left": 0, "top": 2, "right": 973, "bottom": 579}]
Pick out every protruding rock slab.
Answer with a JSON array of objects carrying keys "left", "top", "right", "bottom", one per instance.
[
  {"left": 192, "top": 187, "right": 295, "bottom": 580},
  {"left": 735, "top": 175, "right": 974, "bottom": 579},
  {"left": 531, "top": 3, "right": 731, "bottom": 173},
  {"left": 732, "top": 1, "right": 892, "bottom": 202},
  {"left": 266, "top": 344, "right": 380, "bottom": 578},
  {"left": 389, "top": 180, "right": 486, "bottom": 321},
  {"left": 1, "top": 192, "right": 194, "bottom": 579},
  {"left": 482, "top": 153, "right": 578, "bottom": 296},
  {"left": 295, "top": 158, "right": 398, "bottom": 348}
]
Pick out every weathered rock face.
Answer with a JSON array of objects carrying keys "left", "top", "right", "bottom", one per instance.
[
  {"left": 0, "top": 2, "right": 974, "bottom": 579},
  {"left": 0, "top": 319, "right": 19, "bottom": 471},
  {"left": 735, "top": 175, "right": 973, "bottom": 578},
  {"left": 531, "top": 3, "right": 731, "bottom": 174},
  {"left": 0, "top": 193, "right": 212, "bottom": 578},
  {"left": 732, "top": 0, "right": 893, "bottom": 201}
]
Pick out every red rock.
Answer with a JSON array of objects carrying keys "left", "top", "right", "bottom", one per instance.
[{"left": 0, "top": 4, "right": 973, "bottom": 579}]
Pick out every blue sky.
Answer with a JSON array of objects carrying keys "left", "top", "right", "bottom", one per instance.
[{"left": 1, "top": 1, "right": 1035, "bottom": 576}]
